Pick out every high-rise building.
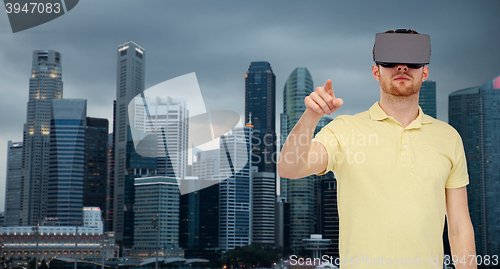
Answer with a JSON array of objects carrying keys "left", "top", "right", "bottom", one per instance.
[
  {"left": 280, "top": 67, "right": 317, "bottom": 248},
  {"left": 218, "top": 127, "right": 252, "bottom": 250},
  {"left": 179, "top": 182, "right": 220, "bottom": 259},
  {"left": 20, "top": 50, "right": 63, "bottom": 226},
  {"left": 192, "top": 149, "right": 220, "bottom": 182},
  {"left": 129, "top": 96, "right": 188, "bottom": 178},
  {"left": 106, "top": 102, "right": 116, "bottom": 232},
  {"left": 245, "top": 61, "right": 276, "bottom": 174},
  {"left": 133, "top": 176, "right": 180, "bottom": 252},
  {"left": 113, "top": 41, "right": 146, "bottom": 248},
  {"left": 274, "top": 196, "right": 290, "bottom": 248},
  {"left": 179, "top": 181, "right": 220, "bottom": 255},
  {"left": 313, "top": 117, "right": 333, "bottom": 235},
  {"left": 245, "top": 61, "right": 277, "bottom": 248},
  {"left": 47, "top": 99, "right": 87, "bottom": 226},
  {"left": 419, "top": 80, "right": 437, "bottom": 118},
  {"left": 449, "top": 74, "right": 500, "bottom": 256},
  {"left": 282, "top": 68, "right": 314, "bottom": 139},
  {"left": 319, "top": 177, "right": 339, "bottom": 259},
  {"left": 122, "top": 133, "right": 157, "bottom": 250},
  {"left": 122, "top": 95, "right": 189, "bottom": 249},
  {"left": 84, "top": 117, "right": 109, "bottom": 216},
  {"left": 280, "top": 67, "right": 314, "bottom": 199},
  {"left": 252, "top": 167, "right": 275, "bottom": 246},
  {"left": 179, "top": 149, "right": 220, "bottom": 258},
  {"left": 4, "top": 141, "right": 23, "bottom": 226}
]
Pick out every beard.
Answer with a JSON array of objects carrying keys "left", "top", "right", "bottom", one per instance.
[{"left": 381, "top": 73, "right": 421, "bottom": 97}]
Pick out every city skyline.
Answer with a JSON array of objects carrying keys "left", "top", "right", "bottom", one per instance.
[{"left": 1, "top": 1, "right": 500, "bottom": 211}]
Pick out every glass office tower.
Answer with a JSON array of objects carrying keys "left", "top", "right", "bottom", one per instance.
[
  {"left": 280, "top": 67, "right": 316, "bottom": 248},
  {"left": 218, "top": 127, "right": 252, "bottom": 250},
  {"left": 282, "top": 67, "right": 314, "bottom": 137},
  {"left": 4, "top": 141, "right": 23, "bottom": 226},
  {"left": 83, "top": 117, "right": 109, "bottom": 213},
  {"left": 449, "top": 74, "right": 500, "bottom": 256},
  {"left": 245, "top": 61, "right": 276, "bottom": 174},
  {"left": 47, "top": 99, "right": 87, "bottom": 225},
  {"left": 180, "top": 149, "right": 220, "bottom": 258}
]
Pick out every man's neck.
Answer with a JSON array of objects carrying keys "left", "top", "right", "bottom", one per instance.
[{"left": 379, "top": 91, "right": 420, "bottom": 128}]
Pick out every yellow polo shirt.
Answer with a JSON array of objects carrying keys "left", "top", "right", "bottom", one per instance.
[{"left": 312, "top": 102, "right": 469, "bottom": 268}]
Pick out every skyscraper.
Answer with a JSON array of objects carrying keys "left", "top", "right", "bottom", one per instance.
[
  {"left": 319, "top": 177, "right": 339, "bottom": 259},
  {"left": 245, "top": 62, "right": 276, "bottom": 248},
  {"left": 245, "top": 61, "right": 276, "bottom": 174},
  {"left": 106, "top": 101, "right": 116, "bottom": 232},
  {"left": 274, "top": 196, "right": 290, "bottom": 248},
  {"left": 419, "top": 80, "right": 436, "bottom": 118},
  {"left": 179, "top": 149, "right": 220, "bottom": 258},
  {"left": 218, "top": 127, "right": 252, "bottom": 250},
  {"left": 122, "top": 95, "right": 189, "bottom": 249},
  {"left": 192, "top": 149, "right": 220, "bottom": 182},
  {"left": 129, "top": 96, "right": 188, "bottom": 179},
  {"left": 133, "top": 176, "right": 180, "bottom": 252},
  {"left": 280, "top": 67, "right": 314, "bottom": 199},
  {"left": 280, "top": 67, "right": 316, "bottom": 248},
  {"left": 448, "top": 74, "right": 500, "bottom": 256},
  {"left": 47, "top": 99, "right": 87, "bottom": 225},
  {"left": 252, "top": 168, "right": 275, "bottom": 246},
  {"left": 282, "top": 68, "right": 314, "bottom": 138},
  {"left": 84, "top": 117, "right": 109, "bottom": 214},
  {"left": 113, "top": 41, "right": 146, "bottom": 247},
  {"left": 4, "top": 141, "right": 23, "bottom": 226},
  {"left": 313, "top": 117, "right": 333, "bottom": 235},
  {"left": 21, "top": 50, "right": 63, "bottom": 226}
]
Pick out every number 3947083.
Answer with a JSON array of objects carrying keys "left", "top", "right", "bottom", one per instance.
[
  {"left": 444, "top": 255, "right": 498, "bottom": 266},
  {"left": 5, "top": 3, "right": 61, "bottom": 14}
]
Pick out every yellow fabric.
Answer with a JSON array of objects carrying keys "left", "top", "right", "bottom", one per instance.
[{"left": 312, "top": 102, "right": 469, "bottom": 268}]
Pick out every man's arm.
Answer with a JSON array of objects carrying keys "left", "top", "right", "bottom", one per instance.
[
  {"left": 277, "top": 79, "right": 343, "bottom": 179},
  {"left": 446, "top": 186, "right": 476, "bottom": 269}
]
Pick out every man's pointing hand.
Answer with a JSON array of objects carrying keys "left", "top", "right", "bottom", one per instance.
[{"left": 304, "top": 79, "right": 343, "bottom": 117}]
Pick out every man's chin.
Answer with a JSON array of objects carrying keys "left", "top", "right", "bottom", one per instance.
[{"left": 386, "top": 86, "right": 419, "bottom": 97}]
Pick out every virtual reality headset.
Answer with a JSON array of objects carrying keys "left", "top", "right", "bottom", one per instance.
[{"left": 373, "top": 30, "right": 431, "bottom": 65}]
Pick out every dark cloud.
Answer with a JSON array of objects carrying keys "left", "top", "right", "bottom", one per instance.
[{"left": 1, "top": 0, "right": 499, "bottom": 210}]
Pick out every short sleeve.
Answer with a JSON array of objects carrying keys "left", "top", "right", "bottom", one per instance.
[
  {"left": 445, "top": 132, "right": 469, "bottom": 189},
  {"left": 311, "top": 120, "right": 342, "bottom": 176}
]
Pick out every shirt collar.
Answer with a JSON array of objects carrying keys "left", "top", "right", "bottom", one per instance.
[{"left": 369, "top": 102, "right": 432, "bottom": 128}]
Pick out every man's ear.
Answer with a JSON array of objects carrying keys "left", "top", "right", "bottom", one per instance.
[
  {"left": 422, "top": 65, "right": 429, "bottom": 82},
  {"left": 372, "top": 64, "right": 380, "bottom": 82}
]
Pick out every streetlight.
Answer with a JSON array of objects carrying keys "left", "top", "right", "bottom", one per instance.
[
  {"left": 151, "top": 214, "right": 159, "bottom": 269},
  {"left": 31, "top": 224, "right": 39, "bottom": 269}
]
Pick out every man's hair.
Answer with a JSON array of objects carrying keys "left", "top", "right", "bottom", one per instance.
[{"left": 373, "top": 29, "right": 420, "bottom": 62}]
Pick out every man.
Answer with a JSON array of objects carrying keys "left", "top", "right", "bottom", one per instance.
[{"left": 278, "top": 29, "right": 476, "bottom": 268}]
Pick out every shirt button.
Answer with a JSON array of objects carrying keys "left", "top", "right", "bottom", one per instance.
[{"left": 403, "top": 145, "right": 408, "bottom": 148}]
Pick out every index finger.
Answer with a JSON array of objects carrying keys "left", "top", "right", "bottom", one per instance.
[{"left": 323, "top": 79, "right": 335, "bottom": 98}]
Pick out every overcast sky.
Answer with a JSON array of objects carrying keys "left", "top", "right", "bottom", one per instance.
[{"left": 0, "top": 0, "right": 499, "bottom": 212}]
